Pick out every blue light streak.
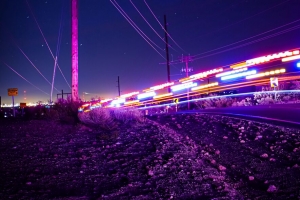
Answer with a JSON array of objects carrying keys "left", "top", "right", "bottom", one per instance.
[{"left": 221, "top": 70, "right": 257, "bottom": 80}]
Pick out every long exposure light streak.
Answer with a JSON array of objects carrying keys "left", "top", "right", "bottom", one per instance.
[
  {"left": 221, "top": 70, "right": 257, "bottom": 80},
  {"left": 26, "top": 0, "right": 71, "bottom": 89},
  {"left": 14, "top": 42, "right": 59, "bottom": 92},
  {"left": 246, "top": 68, "right": 286, "bottom": 79},
  {"left": 4, "top": 62, "right": 49, "bottom": 95}
]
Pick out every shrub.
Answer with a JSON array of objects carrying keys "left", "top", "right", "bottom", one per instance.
[
  {"left": 113, "top": 108, "right": 144, "bottom": 124},
  {"left": 78, "top": 108, "right": 117, "bottom": 130},
  {"left": 46, "top": 99, "right": 81, "bottom": 124}
]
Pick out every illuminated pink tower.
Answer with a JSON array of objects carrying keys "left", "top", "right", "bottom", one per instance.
[{"left": 71, "top": 0, "right": 79, "bottom": 101}]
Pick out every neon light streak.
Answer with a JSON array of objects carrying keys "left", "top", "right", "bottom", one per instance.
[
  {"left": 191, "top": 82, "right": 219, "bottom": 91},
  {"left": 100, "top": 98, "right": 113, "bottom": 103},
  {"left": 230, "top": 61, "right": 247, "bottom": 69},
  {"left": 221, "top": 70, "right": 257, "bottom": 80},
  {"left": 120, "top": 91, "right": 139, "bottom": 98},
  {"left": 111, "top": 98, "right": 125, "bottom": 105},
  {"left": 153, "top": 93, "right": 173, "bottom": 99},
  {"left": 148, "top": 82, "right": 174, "bottom": 91},
  {"left": 171, "top": 82, "right": 197, "bottom": 91},
  {"left": 216, "top": 68, "right": 248, "bottom": 77},
  {"left": 246, "top": 51, "right": 296, "bottom": 66},
  {"left": 297, "top": 63, "right": 300, "bottom": 68},
  {"left": 190, "top": 68, "right": 223, "bottom": 79},
  {"left": 246, "top": 68, "right": 286, "bottom": 79},
  {"left": 137, "top": 91, "right": 156, "bottom": 99},
  {"left": 124, "top": 100, "right": 140, "bottom": 105},
  {"left": 282, "top": 55, "right": 300, "bottom": 62}
]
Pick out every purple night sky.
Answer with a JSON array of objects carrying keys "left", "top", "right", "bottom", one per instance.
[{"left": 0, "top": 0, "right": 300, "bottom": 104}]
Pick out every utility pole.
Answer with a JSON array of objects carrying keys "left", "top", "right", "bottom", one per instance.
[
  {"left": 71, "top": 0, "right": 79, "bottom": 101},
  {"left": 117, "top": 76, "right": 121, "bottom": 97},
  {"left": 180, "top": 55, "right": 193, "bottom": 110},
  {"left": 164, "top": 15, "right": 171, "bottom": 85}
]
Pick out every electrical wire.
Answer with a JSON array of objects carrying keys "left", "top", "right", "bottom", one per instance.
[
  {"left": 110, "top": 0, "right": 166, "bottom": 59},
  {"left": 25, "top": 0, "right": 71, "bottom": 89},
  {"left": 191, "top": 24, "right": 300, "bottom": 62},
  {"left": 192, "top": 18, "right": 300, "bottom": 58},
  {"left": 129, "top": 0, "right": 179, "bottom": 53},
  {"left": 112, "top": 0, "right": 164, "bottom": 52},
  {"left": 3, "top": 62, "right": 49, "bottom": 95},
  {"left": 144, "top": 0, "right": 187, "bottom": 54},
  {"left": 197, "top": 0, "right": 291, "bottom": 38}
]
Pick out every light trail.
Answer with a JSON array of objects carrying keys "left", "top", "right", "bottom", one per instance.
[
  {"left": 25, "top": 0, "right": 71, "bottom": 89},
  {"left": 3, "top": 62, "right": 49, "bottom": 95}
]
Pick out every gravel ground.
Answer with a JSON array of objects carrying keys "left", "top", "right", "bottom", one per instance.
[{"left": 0, "top": 114, "right": 300, "bottom": 199}]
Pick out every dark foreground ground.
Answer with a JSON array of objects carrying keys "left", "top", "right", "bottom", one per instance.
[{"left": 0, "top": 114, "right": 300, "bottom": 200}]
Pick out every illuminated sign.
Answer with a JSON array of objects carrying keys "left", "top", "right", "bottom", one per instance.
[
  {"left": 153, "top": 93, "right": 173, "bottom": 99},
  {"left": 246, "top": 50, "right": 299, "bottom": 66},
  {"left": 191, "top": 82, "right": 218, "bottom": 91},
  {"left": 120, "top": 91, "right": 139, "bottom": 98},
  {"left": 171, "top": 82, "right": 197, "bottom": 92},
  {"left": 246, "top": 68, "right": 285, "bottom": 79},
  {"left": 190, "top": 68, "right": 223, "bottom": 79},
  {"left": 221, "top": 70, "right": 257, "bottom": 80},
  {"left": 137, "top": 91, "right": 156, "bottom": 99},
  {"left": 8, "top": 88, "right": 18, "bottom": 96},
  {"left": 270, "top": 77, "right": 279, "bottom": 87},
  {"left": 216, "top": 68, "right": 247, "bottom": 77}
]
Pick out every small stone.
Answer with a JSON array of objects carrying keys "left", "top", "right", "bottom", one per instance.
[
  {"left": 249, "top": 176, "right": 255, "bottom": 181},
  {"left": 267, "top": 185, "right": 277, "bottom": 192},
  {"left": 148, "top": 170, "right": 154, "bottom": 176},
  {"left": 223, "top": 136, "right": 228, "bottom": 139},
  {"left": 39, "top": 148, "right": 43, "bottom": 152},
  {"left": 260, "top": 153, "right": 268, "bottom": 158},
  {"left": 240, "top": 140, "right": 245, "bottom": 143},
  {"left": 218, "top": 165, "right": 226, "bottom": 171},
  {"left": 26, "top": 182, "right": 32, "bottom": 185}
]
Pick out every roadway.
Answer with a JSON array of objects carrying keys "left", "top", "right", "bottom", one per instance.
[{"left": 177, "top": 103, "right": 300, "bottom": 129}]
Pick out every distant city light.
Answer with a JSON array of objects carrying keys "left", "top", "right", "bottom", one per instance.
[{"left": 221, "top": 70, "right": 257, "bottom": 80}]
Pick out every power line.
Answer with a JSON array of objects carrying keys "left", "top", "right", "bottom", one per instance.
[
  {"left": 191, "top": 24, "right": 300, "bottom": 62},
  {"left": 129, "top": 0, "right": 179, "bottom": 53},
  {"left": 192, "top": 18, "right": 300, "bottom": 58},
  {"left": 196, "top": 0, "right": 291, "bottom": 38},
  {"left": 110, "top": 0, "right": 166, "bottom": 59},
  {"left": 144, "top": 0, "right": 187, "bottom": 54}
]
